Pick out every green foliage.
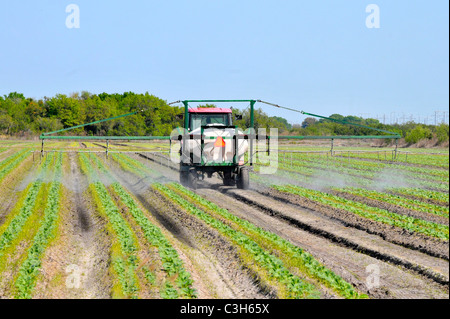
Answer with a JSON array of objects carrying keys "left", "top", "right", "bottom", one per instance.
[
  {"left": 0, "top": 153, "right": 53, "bottom": 259},
  {"left": 233, "top": 107, "right": 292, "bottom": 132},
  {"left": 275, "top": 185, "right": 448, "bottom": 240},
  {"left": 0, "top": 149, "right": 30, "bottom": 183},
  {"left": 170, "top": 183, "right": 366, "bottom": 299},
  {"left": 79, "top": 153, "right": 139, "bottom": 298},
  {"left": 14, "top": 153, "right": 63, "bottom": 299},
  {"left": 339, "top": 187, "right": 448, "bottom": 218},
  {"left": 90, "top": 153, "right": 196, "bottom": 298},
  {"left": 154, "top": 183, "right": 321, "bottom": 299},
  {"left": 436, "top": 124, "right": 449, "bottom": 143},
  {"left": 405, "top": 125, "right": 433, "bottom": 144},
  {"left": 0, "top": 91, "right": 447, "bottom": 143},
  {"left": 0, "top": 91, "right": 183, "bottom": 137}
]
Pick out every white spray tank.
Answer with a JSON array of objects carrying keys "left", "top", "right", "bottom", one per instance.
[{"left": 185, "top": 124, "right": 248, "bottom": 165}]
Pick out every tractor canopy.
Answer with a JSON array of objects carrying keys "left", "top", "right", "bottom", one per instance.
[{"left": 188, "top": 108, "right": 233, "bottom": 132}]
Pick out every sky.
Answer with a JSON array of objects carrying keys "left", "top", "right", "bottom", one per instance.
[{"left": 0, "top": 0, "right": 448, "bottom": 124}]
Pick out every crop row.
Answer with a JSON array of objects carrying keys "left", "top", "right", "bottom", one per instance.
[
  {"left": 110, "top": 153, "right": 159, "bottom": 179},
  {"left": 109, "top": 153, "right": 338, "bottom": 298},
  {"left": 14, "top": 153, "right": 63, "bottom": 298},
  {"left": 86, "top": 153, "right": 197, "bottom": 298},
  {"left": 337, "top": 187, "right": 449, "bottom": 218},
  {"left": 273, "top": 185, "right": 449, "bottom": 240},
  {"left": 92, "top": 154, "right": 197, "bottom": 298},
  {"left": 169, "top": 182, "right": 366, "bottom": 299},
  {"left": 154, "top": 183, "right": 323, "bottom": 299},
  {"left": 335, "top": 151, "right": 449, "bottom": 169},
  {"left": 278, "top": 153, "right": 448, "bottom": 185},
  {"left": 390, "top": 188, "right": 449, "bottom": 207},
  {"left": 256, "top": 158, "right": 449, "bottom": 193},
  {"left": 0, "top": 153, "right": 54, "bottom": 260},
  {"left": 79, "top": 153, "right": 140, "bottom": 298},
  {"left": 0, "top": 149, "right": 30, "bottom": 183}
]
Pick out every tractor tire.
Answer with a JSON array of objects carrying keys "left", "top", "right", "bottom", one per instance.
[
  {"left": 187, "top": 168, "right": 198, "bottom": 190},
  {"left": 180, "top": 170, "right": 189, "bottom": 187},
  {"left": 236, "top": 167, "right": 249, "bottom": 190},
  {"left": 223, "top": 171, "right": 234, "bottom": 186}
]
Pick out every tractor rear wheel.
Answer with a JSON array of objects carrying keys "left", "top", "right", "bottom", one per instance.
[
  {"left": 187, "top": 168, "right": 198, "bottom": 190},
  {"left": 180, "top": 170, "right": 189, "bottom": 187},
  {"left": 223, "top": 171, "right": 234, "bottom": 186},
  {"left": 236, "top": 167, "right": 249, "bottom": 190}
]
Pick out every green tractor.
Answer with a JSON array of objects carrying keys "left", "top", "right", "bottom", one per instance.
[{"left": 174, "top": 100, "right": 258, "bottom": 190}]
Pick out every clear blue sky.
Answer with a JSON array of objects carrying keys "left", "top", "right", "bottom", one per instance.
[{"left": 0, "top": 1, "right": 448, "bottom": 124}]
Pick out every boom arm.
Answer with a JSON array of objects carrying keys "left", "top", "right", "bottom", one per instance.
[{"left": 40, "top": 110, "right": 144, "bottom": 138}]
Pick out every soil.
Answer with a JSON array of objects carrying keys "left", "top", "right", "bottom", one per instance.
[
  {"left": 104, "top": 158, "right": 271, "bottom": 298},
  {"left": 2, "top": 149, "right": 448, "bottom": 299},
  {"left": 33, "top": 153, "right": 111, "bottom": 298},
  {"left": 129, "top": 153, "right": 449, "bottom": 298}
]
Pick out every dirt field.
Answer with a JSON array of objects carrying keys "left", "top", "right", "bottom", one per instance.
[{"left": 0, "top": 141, "right": 448, "bottom": 299}]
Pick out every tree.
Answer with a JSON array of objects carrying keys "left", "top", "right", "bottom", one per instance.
[
  {"left": 405, "top": 125, "right": 433, "bottom": 144},
  {"left": 301, "top": 117, "right": 317, "bottom": 128},
  {"left": 436, "top": 124, "right": 449, "bottom": 144},
  {"left": 0, "top": 114, "right": 13, "bottom": 134},
  {"left": 46, "top": 94, "right": 82, "bottom": 129},
  {"left": 4, "top": 92, "right": 25, "bottom": 101}
]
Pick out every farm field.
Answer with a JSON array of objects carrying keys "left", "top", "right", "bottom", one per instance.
[{"left": 0, "top": 140, "right": 448, "bottom": 299}]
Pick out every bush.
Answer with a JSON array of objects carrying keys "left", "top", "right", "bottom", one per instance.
[
  {"left": 435, "top": 124, "right": 449, "bottom": 144},
  {"left": 405, "top": 125, "right": 433, "bottom": 144}
]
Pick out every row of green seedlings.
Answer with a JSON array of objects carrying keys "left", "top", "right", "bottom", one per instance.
[
  {"left": 80, "top": 152, "right": 141, "bottom": 298},
  {"left": 390, "top": 188, "right": 449, "bottom": 207},
  {"left": 253, "top": 158, "right": 449, "bottom": 194},
  {"left": 275, "top": 153, "right": 448, "bottom": 187},
  {"left": 112, "top": 153, "right": 366, "bottom": 299},
  {"left": 337, "top": 151, "right": 449, "bottom": 169},
  {"left": 168, "top": 183, "right": 367, "bottom": 299},
  {"left": 0, "top": 149, "right": 31, "bottom": 184},
  {"left": 0, "top": 153, "right": 55, "bottom": 262},
  {"left": 273, "top": 185, "right": 449, "bottom": 240},
  {"left": 156, "top": 183, "right": 323, "bottom": 298},
  {"left": 251, "top": 164, "right": 373, "bottom": 191},
  {"left": 92, "top": 154, "right": 196, "bottom": 298},
  {"left": 289, "top": 152, "right": 449, "bottom": 180},
  {"left": 13, "top": 153, "right": 63, "bottom": 298},
  {"left": 81, "top": 153, "right": 196, "bottom": 299},
  {"left": 336, "top": 187, "right": 449, "bottom": 218},
  {"left": 273, "top": 151, "right": 448, "bottom": 185},
  {"left": 110, "top": 153, "right": 163, "bottom": 180}
]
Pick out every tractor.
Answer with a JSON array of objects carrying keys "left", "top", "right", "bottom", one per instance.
[{"left": 175, "top": 100, "right": 258, "bottom": 190}]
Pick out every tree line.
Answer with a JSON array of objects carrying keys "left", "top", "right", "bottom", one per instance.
[
  {"left": 296, "top": 114, "right": 449, "bottom": 144},
  {"left": 0, "top": 91, "right": 448, "bottom": 145}
]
